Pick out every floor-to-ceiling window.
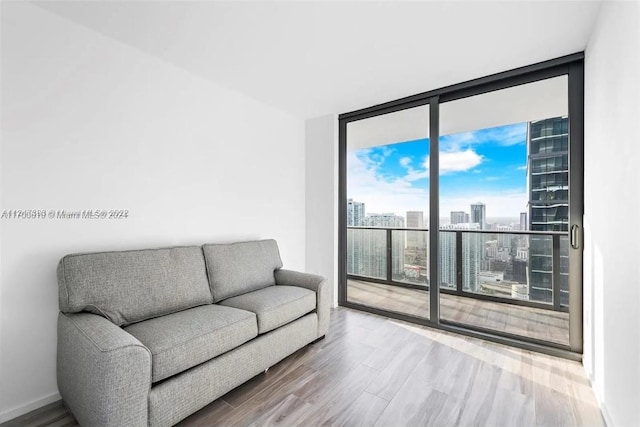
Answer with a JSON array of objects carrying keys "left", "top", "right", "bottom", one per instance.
[
  {"left": 339, "top": 54, "right": 584, "bottom": 357},
  {"left": 345, "top": 105, "right": 431, "bottom": 320}
]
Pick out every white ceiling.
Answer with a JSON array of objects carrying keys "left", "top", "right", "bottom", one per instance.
[{"left": 35, "top": 0, "right": 602, "bottom": 120}]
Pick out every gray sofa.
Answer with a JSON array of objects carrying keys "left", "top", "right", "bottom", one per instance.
[{"left": 56, "top": 239, "right": 330, "bottom": 427}]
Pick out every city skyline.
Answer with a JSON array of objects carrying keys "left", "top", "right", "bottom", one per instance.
[
  {"left": 347, "top": 122, "right": 528, "bottom": 217},
  {"left": 348, "top": 198, "right": 526, "bottom": 232},
  {"left": 347, "top": 116, "right": 568, "bottom": 304}
]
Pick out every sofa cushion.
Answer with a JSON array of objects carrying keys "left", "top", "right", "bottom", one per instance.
[
  {"left": 124, "top": 305, "right": 257, "bottom": 383},
  {"left": 57, "top": 246, "right": 213, "bottom": 326},
  {"left": 218, "top": 285, "right": 315, "bottom": 334},
  {"left": 202, "top": 239, "right": 283, "bottom": 303}
]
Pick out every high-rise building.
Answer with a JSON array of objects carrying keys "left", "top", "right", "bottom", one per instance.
[
  {"left": 520, "top": 212, "right": 528, "bottom": 231},
  {"left": 406, "top": 211, "right": 424, "bottom": 229},
  {"left": 528, "top": 117, "right": 569, "bottom": 233},
  {"left": 347, "top": 205, "right": 408, "bottom": 281},
  {"left": 355, "top": 228, "right": 387, "bottom": 279},
  {"left": 496, "top": 225, "right": 513, "bottom": 248},
  {"left": 347, "top": 199, "right": 365, "bottom": 226},
  {"left": 406, "top": 211, "right": 425, "bottom": 249},
  {"left": 365, "top": 213, "right": 404, "bottom": 228},
  {"left": 450, "top": 211, "right": 468, "bottom": 225},
  {"left": 470, "top": 202, "right": 486, "bottom": 230},
  {"left": 346, "top": 199, "right": 365, "bottom": 277},
  {"left": 364, "top": 213, "right": 405, "bottom": 278},
  {"left": 439, "top": 229, "right": 457, "bottom": 288},
  {"left": 440, "top": 223, "right": 482, "bottom": 291},
  {"left": 527, "top": 116, "right": 569, "bottom": 303}
]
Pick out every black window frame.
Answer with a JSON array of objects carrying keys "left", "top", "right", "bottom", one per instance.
[{"left": 338, "top": 52, "right": 584, "bottom": 360}]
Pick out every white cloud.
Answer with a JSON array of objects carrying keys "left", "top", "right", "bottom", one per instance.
[
  {"left": 404, "top": 165, "right": 429, "bottom": 182},
  {"left": 439, "top": 132, "right": 476, "bottom": 151},
  {"left": 516, "top": 165, "right": 527, "bottom": 171},
  {"left": 347, "top": 151, "right": 428, "bottom": 215},
  {"left": 436, "top": 149, "right": 483, "bottom": 174},
  {"left": 401, "top": 148, "right": 484, "bottom": 182},
  {"left": 440, "top": 123, "right": 527, "bottom": 151},
  {"left": 494, "top": 125, "right": 528, "bottom": 147},
  {"left": 348, "top": 146, "right": 486, "bottom": 215}
]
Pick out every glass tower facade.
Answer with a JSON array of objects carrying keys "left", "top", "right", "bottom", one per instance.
[
  {"left": 528, "top": 117, "right": 569, "bottom": 303},
  {"left": 470, "top": 203, "right": 486, "bottom": 230}
]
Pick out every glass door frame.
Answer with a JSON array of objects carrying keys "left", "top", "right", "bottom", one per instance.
[{"left": 338, "top": 53, "right": 584, "bottom": 359}]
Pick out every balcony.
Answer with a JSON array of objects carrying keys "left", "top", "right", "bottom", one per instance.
[{"left": 346, "top": 226, "right": 570, "bottom": 346}]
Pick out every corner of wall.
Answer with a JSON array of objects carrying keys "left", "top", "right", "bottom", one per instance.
[{"left": 304, "top": 114, "right": 339, "bottom": 308}]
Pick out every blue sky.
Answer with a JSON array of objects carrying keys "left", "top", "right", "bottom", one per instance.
[{"left": 347, "top": 123, "right": 528, "bottom": 220}]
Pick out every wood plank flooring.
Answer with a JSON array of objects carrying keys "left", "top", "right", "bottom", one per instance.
[
  {"left": 0, "top": 401, "right": 77, "bottom": 427},
  {"left": 2, "top": 308, "right": 601, "bottom": 427},
  {"left": 347, "top": 279, "right": 570, "bottom": 345}
]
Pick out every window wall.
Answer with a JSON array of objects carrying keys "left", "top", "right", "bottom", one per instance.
[
  {"left": 437, "top": 76, "right": 572, "bottom": 345},
  {"left": 339, "top": 54, "right": 584, "bottom": 356},
  {"left": 344, "top": 105, "right": 431, "bottom": 319}
]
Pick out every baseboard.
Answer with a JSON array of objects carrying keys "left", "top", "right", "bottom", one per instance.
[
  {"left": 586, "top": 371, "right": 613, "bottom": 427},
  {"left": 599, "top": 403, "right": 614, "bottom": 427},
  {"left": 0, "top": 392, "right": 61, "bottom": 424}
]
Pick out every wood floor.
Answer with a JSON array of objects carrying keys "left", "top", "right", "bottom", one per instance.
[
  {"left": 348, "top": 279, "right": 570, "bottom": 345},
  {"left": 3, "top": 308, "right": 602, "bottom": 427}
]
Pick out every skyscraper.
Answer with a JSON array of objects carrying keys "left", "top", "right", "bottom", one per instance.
[
  {"left": 365, "top": 213, "right": 404, "bottom": 228},
  {"left": 470, "top": 202, "right": 486, "bottom": 230},
  {"left": 406, "top": 211, "right": 424, "bottom": 229},
  {"left": 347, "top": 203, "right": 408, "bottom": 280},
  {"left": 439, "top": 228, "right": 457, "bottom": 287},
  {"left": 346, "top": 199, "right": 365, "bottom": 277},
  {"left": 406, "top": 211, "right": 425, "bottom": 250},
  {"left": 527, "top": 116, "right": 569, "bottom": 303},
  {"left": 528, "top": 117, "right": 569, "bottom": 233},
  {"left": 347, "top": 199, "right": 365, "bottom": 226},
  {"left": 450, "top": 211, "right": 468, "bottom": 225},
  {"left": 439, "top": 223, "right": 482, "bottom": 291},
  {"left": 520, "top": 212, "right": 528, "bottom": 231},
  {"left": 496, "top": 225, "right": 513, "bottom": 248}
]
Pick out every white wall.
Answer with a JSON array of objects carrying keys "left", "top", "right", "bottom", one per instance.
[
  {"left": 583, "top": 1, "right": 640, "bottom": 426},
  {"left": 304, "top": 115, "right": 338, "bottom": 306},
  {"left": 0, "top": 3, "right": 305, "bottom": 421}
]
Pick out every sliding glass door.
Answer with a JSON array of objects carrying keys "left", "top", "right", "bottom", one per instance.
[
  {"left": 339, "top": 54, "right": 584, "bottom": 356},
  {"left": 438, "top": 76, "right": 573, "bottom": 347},
  {"left": 344, "top": 105, "right": 431, "bottom": 320}
]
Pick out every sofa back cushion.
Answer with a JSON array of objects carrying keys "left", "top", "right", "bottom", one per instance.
[
  {"left": 57, "top": 246, "right": 213, "bottom": 326},
  {"left": 202, "top": 239, "right": 283, "bottom": 302}
]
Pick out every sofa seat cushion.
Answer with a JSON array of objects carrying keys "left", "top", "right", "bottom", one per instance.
[
  {"left": 124, "top": 305, "right": 257, "bottom": 383},
  {"left": 218, "top": 286, "right": 315, "bottom": 334}
]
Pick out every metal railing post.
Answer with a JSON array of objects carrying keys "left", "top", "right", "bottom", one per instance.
[
  {"left": 456, "top": 231, "right": 463, "bottom": 295},
  {"left": 386, "top": 228, "right": 393, "bottom": 283},
  {"left": 552, "top": 234, "right": 561, "bottom": 311}
]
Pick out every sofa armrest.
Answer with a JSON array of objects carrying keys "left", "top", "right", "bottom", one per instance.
[
  {"left": 57, "top": 312, "right": 152, "bottom": 427},
  {"left": 274, "top": 269, "right": 331, "bottom": 338}
]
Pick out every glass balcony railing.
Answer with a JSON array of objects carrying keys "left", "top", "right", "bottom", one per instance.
[{"left": 347, "top": 226, "right": 569, "bottom": 311}]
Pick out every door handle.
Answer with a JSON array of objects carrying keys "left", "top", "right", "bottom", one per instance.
[{"left": 570, "top": 224, "right": 580, "bottom": 249}]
